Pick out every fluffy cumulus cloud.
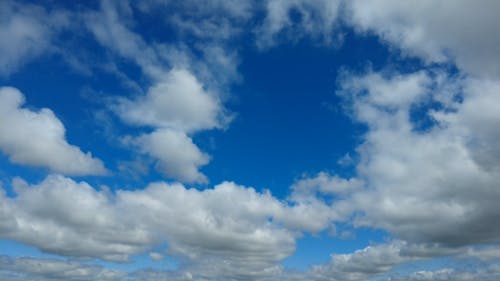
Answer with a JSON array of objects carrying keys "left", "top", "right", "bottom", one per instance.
[
  {"left": 0, "top": 174, "right": 335, "bottom": 278},
  {"left": 114, "top": 67, "right": 227, "bottom": 183},
  {"left": 115, "top": 68, "right": 226, "bottom": 132},
  {"left": 125, "top": 129, "right": 210, "bottom": 183},
  {"left": 302, "top": 241, "right": 500, "bottom": 281},
  {"left": 346, "top": 0, "right": 500, "bottom": 77},
  {"left": 309, "top": 241, "right": 420, "bottom": 281},
  {"left": 315, "top": 1, "right": 500, "bottom": 277},
  {"left": 291, "top": 172, "right": 364, "bottom": 197},
  {"left": 334, "top": 69, "right": 500, "bottom": 246},
  {"left": 113, "top": 67, "right": 228, "bottom": 182},
  {"left": 0, "top": 87, "right": 107, "bottom": 176}
]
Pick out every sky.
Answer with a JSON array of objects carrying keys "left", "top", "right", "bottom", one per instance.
[{"left": 1, "top": 0, "right": 500, "bottom": 280}]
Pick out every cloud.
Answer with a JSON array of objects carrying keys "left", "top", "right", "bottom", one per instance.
[
  {"left": 125, "top": 129, "right": 210, "bottom": 183},
  {"left": 291, "top": 172, "right": 364, "bottom": 197},
  {"left": 255, "top": 0, "right": 342, "bottom": 48},
  {"left": 389, "top": 265, "right": 500, "bottom": 281},
  {"left": 302, "top": 241, "right": 497, "bottom": 281},
  {"left": 114, "top": 67, "right": 229, "bottom": 182},
  {"left": 115, "top": 68, "right": 227, "bottom": 132},
  {"left": 0, "top": 174, "right": 335, "bottom": 278},
  {"left": 0, "top": 0, "right": 69, "bottom": 76},
  {"left": 346, "top": 0, "right": 500, "bottom": 77},
  {"left": 162, "top": 0, "right": 253, "bottom": 44},
  {"left": 0, "top": 87, "right": 107, "bottom": 176},
  {"left": 85, "top": 1, "right": 235, "bottom": 183},
  {"left": 309, "top": 241, "right": 414, "bottom": 281},
  {"left": 334, "top": 69, "right": 500, "bottom": 247}
]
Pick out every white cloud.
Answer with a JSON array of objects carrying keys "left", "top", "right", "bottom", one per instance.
[
  {"left": 339, "top": 70, "right": 432, "bottom": 110},
  {"left": 0, "top": 174, "right": 336, "bottom": 278},
  {"left": 114, "top": 67, "right": 229, "bottom": 182},
  {"left": 0, "top": 0, "right": 69, "bottom": 76},
  {"left": 126, "top": 129, "right": 210, "bottom": 183},
  {"left": 115, "top": 68, "right": 226, "bottom": 132},
  {"left": 291, "top": 172, "right": 364, "bottom": 197},
  {"left": 309, "top": 241, "right": 413, "bottom": 281},
  {"left": 334, "top": 70, "right": 500, "bottom": 246},
  {"left": 0, "top": 87, "right": 107, "bottom": 176},
  {"left": 444, "top": 78, "right": 500, "bottom": 172},
  {"left": 302, "top": 241, "right": 475, "bottom": 281},
  {"left": 346, "top": 0, "right": 500, "bottom": 77}
]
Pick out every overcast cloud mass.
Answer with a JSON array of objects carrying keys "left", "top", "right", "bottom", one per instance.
[{"left": 1, "top": 0, "right": 500, "bottom": 280}]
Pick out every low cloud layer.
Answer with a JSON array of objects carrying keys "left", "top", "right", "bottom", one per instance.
[{"left": 0, "top": 1, "right": 69, "bottom": 75}]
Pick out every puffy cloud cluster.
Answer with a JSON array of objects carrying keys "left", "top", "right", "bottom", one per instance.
[
  {"left": 299, "top": 241, "right": 499, "bottom": 281},
  {"left": 115, "top": 68, "right": 229, "bottom": 182},
  {"left": 308, "top": 241, "right": 433, "bottom": 281},
  {"left": 0, "top": 174, "right": 336, "bottom": 279},
  {"left": 124, "top": 128, "right": 210, "bottom": 183},
  {"left": 85, "top": 1, "right": 232, "bottom": 183},
  {"left": 115, "top": 69, "right": 225, "bottom": 132},
  {"left": 0, "top": 87, "right": 107, "bottom": 176},
  {"left": 335, "top": 70, "right": 500, "bottom": 246},
  {"left": 291, "top": 172, "right": 364, "bottom": 197},
  {"left": 389, "top": 265, "right": 500, "bottom": 281}
]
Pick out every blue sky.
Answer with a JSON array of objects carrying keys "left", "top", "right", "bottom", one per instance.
[{"left": 1, "top": 1, "right": 500, "bottom": 280}]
